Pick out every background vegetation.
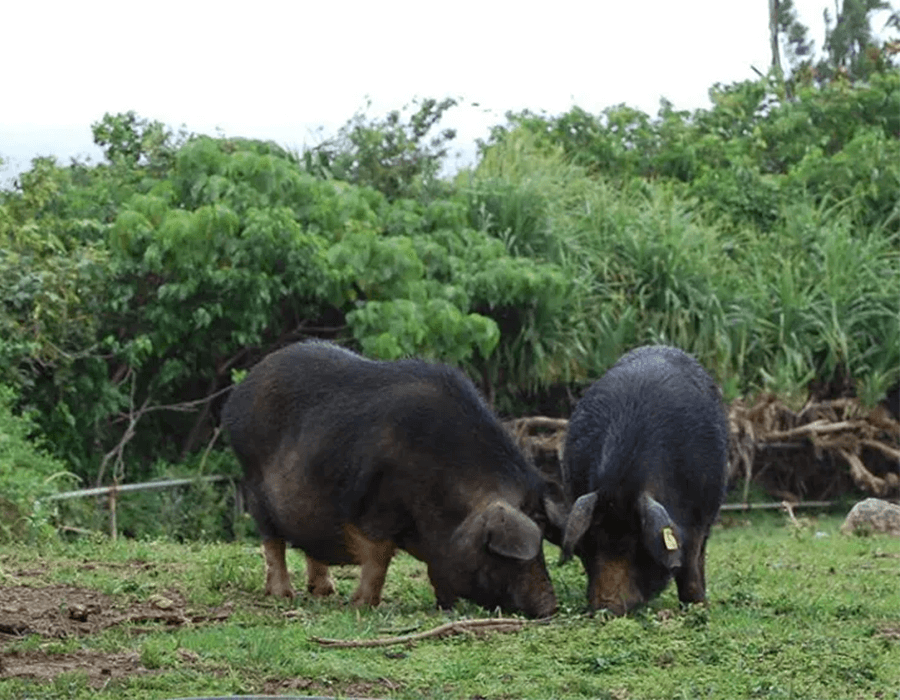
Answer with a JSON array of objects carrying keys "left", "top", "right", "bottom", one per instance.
[{"left": 0, "top": 1, "right": 897, "bottom": 540}]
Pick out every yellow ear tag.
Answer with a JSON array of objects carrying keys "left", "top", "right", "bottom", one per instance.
[{"left": 662, "top": 527, "right": 678, "bottom": 551}]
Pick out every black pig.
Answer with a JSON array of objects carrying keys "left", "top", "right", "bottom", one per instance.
[
  {"left": 560, "top": 345, "right": 728, "bottom": 615},
  {"left": 222, "top": 340, "right": 557, "bottom": 618}
]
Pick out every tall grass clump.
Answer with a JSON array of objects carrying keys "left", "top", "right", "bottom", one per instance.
[
  {"left": 463, "top": 130, "right": 593, "bottom": 262},
  {"left": 579, "top": 187, "right": 738, "bottom": 383},
  {"left": 733, "top": 199, "right": 900, "bottom": 404},
  {"left": 463, "top": 133, "right": 743, "bottom": 395},
  {"left": 468, "top": 126, "right": 899, "bottom": 405},
  {"left": 457, "top": 132, "right": 602, "bottom": 400}
]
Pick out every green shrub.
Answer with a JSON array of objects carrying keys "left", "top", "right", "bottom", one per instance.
[{"left": 0, "top": 384, "right": 75, "bottom": 541}]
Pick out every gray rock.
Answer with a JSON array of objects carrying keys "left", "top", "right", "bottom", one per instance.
[{"left": 840, "top": 498, "right": 900, "bottom": 536}]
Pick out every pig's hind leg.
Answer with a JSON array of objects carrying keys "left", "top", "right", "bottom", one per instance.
[
  {"left": 344, "top": 524, "right": 397, "bottom": 607},
  {"left": 306, "top": 555, "right": 337, "bottom": 596}
]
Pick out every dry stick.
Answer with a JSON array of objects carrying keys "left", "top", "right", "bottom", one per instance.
[
  {"left": 95, "top": 370, "right": 145, "bottom": 486},
  {"left": 311, "top": 618, "right": 530, "bottom": 648},
  {"left": 99, "top": 372, "right": 148, "bottom": 538},
  {"left": 781, "top": 500, "right": 802, "bottom": 529},
  {"left": 106, "top": 385, "right": 234, "bottom": 427},
  {"left": 117, "top": 385, "right": 235, "bottom": 418},
  {"left": 178, "top": 348, "right": 244, "bottom": 458},
  {"left": 96, "top": 383, "right": 234, "bottom": 486},
  {"left": 861, "top": 438, "right": 900, "bottom": 463},
  {"left": 764, "top": 419, "right": 862, "bottom": 442},
  {"left": 802, "top": 398, "right": 861, "bottom": 412},
  {"left": 109, "top": 489, "right": 117, "bottom": 540},
  {"left": 180, "top": 379, "right": 220, "bottom": 459},
  {"left": 507, "top": 416, "right": 570, "bottom": 432},
  {"left": 839, "top": 448, "right": 888, "bottom": 497},
  {"left": 198, "top": 424, "right": 223, "bottom": 474}
]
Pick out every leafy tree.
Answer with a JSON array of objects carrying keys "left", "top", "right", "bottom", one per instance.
[
  {"left": 305, "top": 97, "right": 459, "bottom": 201},
  {"left": 772, "top": 0, "right": 899, "bottom": 86},
  {"left": 821, "top": 0, "right": 894, "bottom": 81},
  {"left": 773, "top": 0, "right": 816, "bottom": 74},
  {"left": 92, "top": 111, "right": 184, "bottom": 173}
]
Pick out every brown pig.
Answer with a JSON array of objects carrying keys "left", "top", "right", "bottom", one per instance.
[{"left": 222, "top": 340, "right": 557, "bottom": 618}]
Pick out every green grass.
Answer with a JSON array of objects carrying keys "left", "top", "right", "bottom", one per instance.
[{"left": 1, "top": 511, "right": 897, "bottom": 699}]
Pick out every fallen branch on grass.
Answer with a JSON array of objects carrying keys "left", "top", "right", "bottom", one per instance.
[
  {"left": 311, "top": 617, "right": 534, "bottom": 648},
  {"left": 122, "top": 609, "right": 233, "bottom": 633}
]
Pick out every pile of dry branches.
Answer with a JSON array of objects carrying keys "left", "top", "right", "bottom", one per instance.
[
  {"left": 506, "top": 395, "right": 900, "bottom": 503},
  {"left": 728, "top": 395, "right": 899, "bottom": 501}
]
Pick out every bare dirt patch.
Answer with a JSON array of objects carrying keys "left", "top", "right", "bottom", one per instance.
[
  {"left": 1, "top": 648, "right": 151, "bottom": 689},
  {"left": 0, "top": 579, "right": 232, "bottom": 687},
  {"left": 0, "top": 584, "right": 230, "bottom": 639}
]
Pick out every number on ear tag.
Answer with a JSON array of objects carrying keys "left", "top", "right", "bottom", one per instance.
[{"left": 662, "top": 526, "right": 678, "bottom": 551}]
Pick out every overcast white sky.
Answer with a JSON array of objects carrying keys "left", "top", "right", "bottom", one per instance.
[{"left": 1, "top": 0, "right": 894, "bottom": 184}]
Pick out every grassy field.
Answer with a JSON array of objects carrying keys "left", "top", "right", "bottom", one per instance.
[{"left": 0, "top": 509, "right": 897, "bottom": 700}]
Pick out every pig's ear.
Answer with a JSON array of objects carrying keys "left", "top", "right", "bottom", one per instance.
[
  {"left": 542, "top": 480, "right": 569, "bottom": 532},
  {"left": 560, "top": 492, "right": 598, "bottom": 564},
  {"left": 637, "top": 492, "right": 683, "bottom": 570},
  {"left": 482, "top": 501, "right": 543, "bottom": 561},
  {"left": 544, "top": 496, "right": 568, "bottom": 533}
]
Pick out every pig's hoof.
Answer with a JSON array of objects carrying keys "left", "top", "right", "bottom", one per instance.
[
  {"left": 350, "top": 589, "right": 380, "bottom": 607},
  {"left": 307, "top": 577, "right": 336, "bottom": 597},
  {"left": 265, "top": 577, "right": 296, "bottom": 599},
  {"left": 265, "top": 584, "right": 296, "bottom": 599},
  {"left": 435, "top": 595, "right": 457, "bottom": 612}
]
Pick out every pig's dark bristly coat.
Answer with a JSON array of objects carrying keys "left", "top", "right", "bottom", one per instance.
[
  {"left": 561, "top": 345, "right": 728, "bottom": 615},
  {"left": 222, "top": 340, "right": 557, "bottom": 618}
]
